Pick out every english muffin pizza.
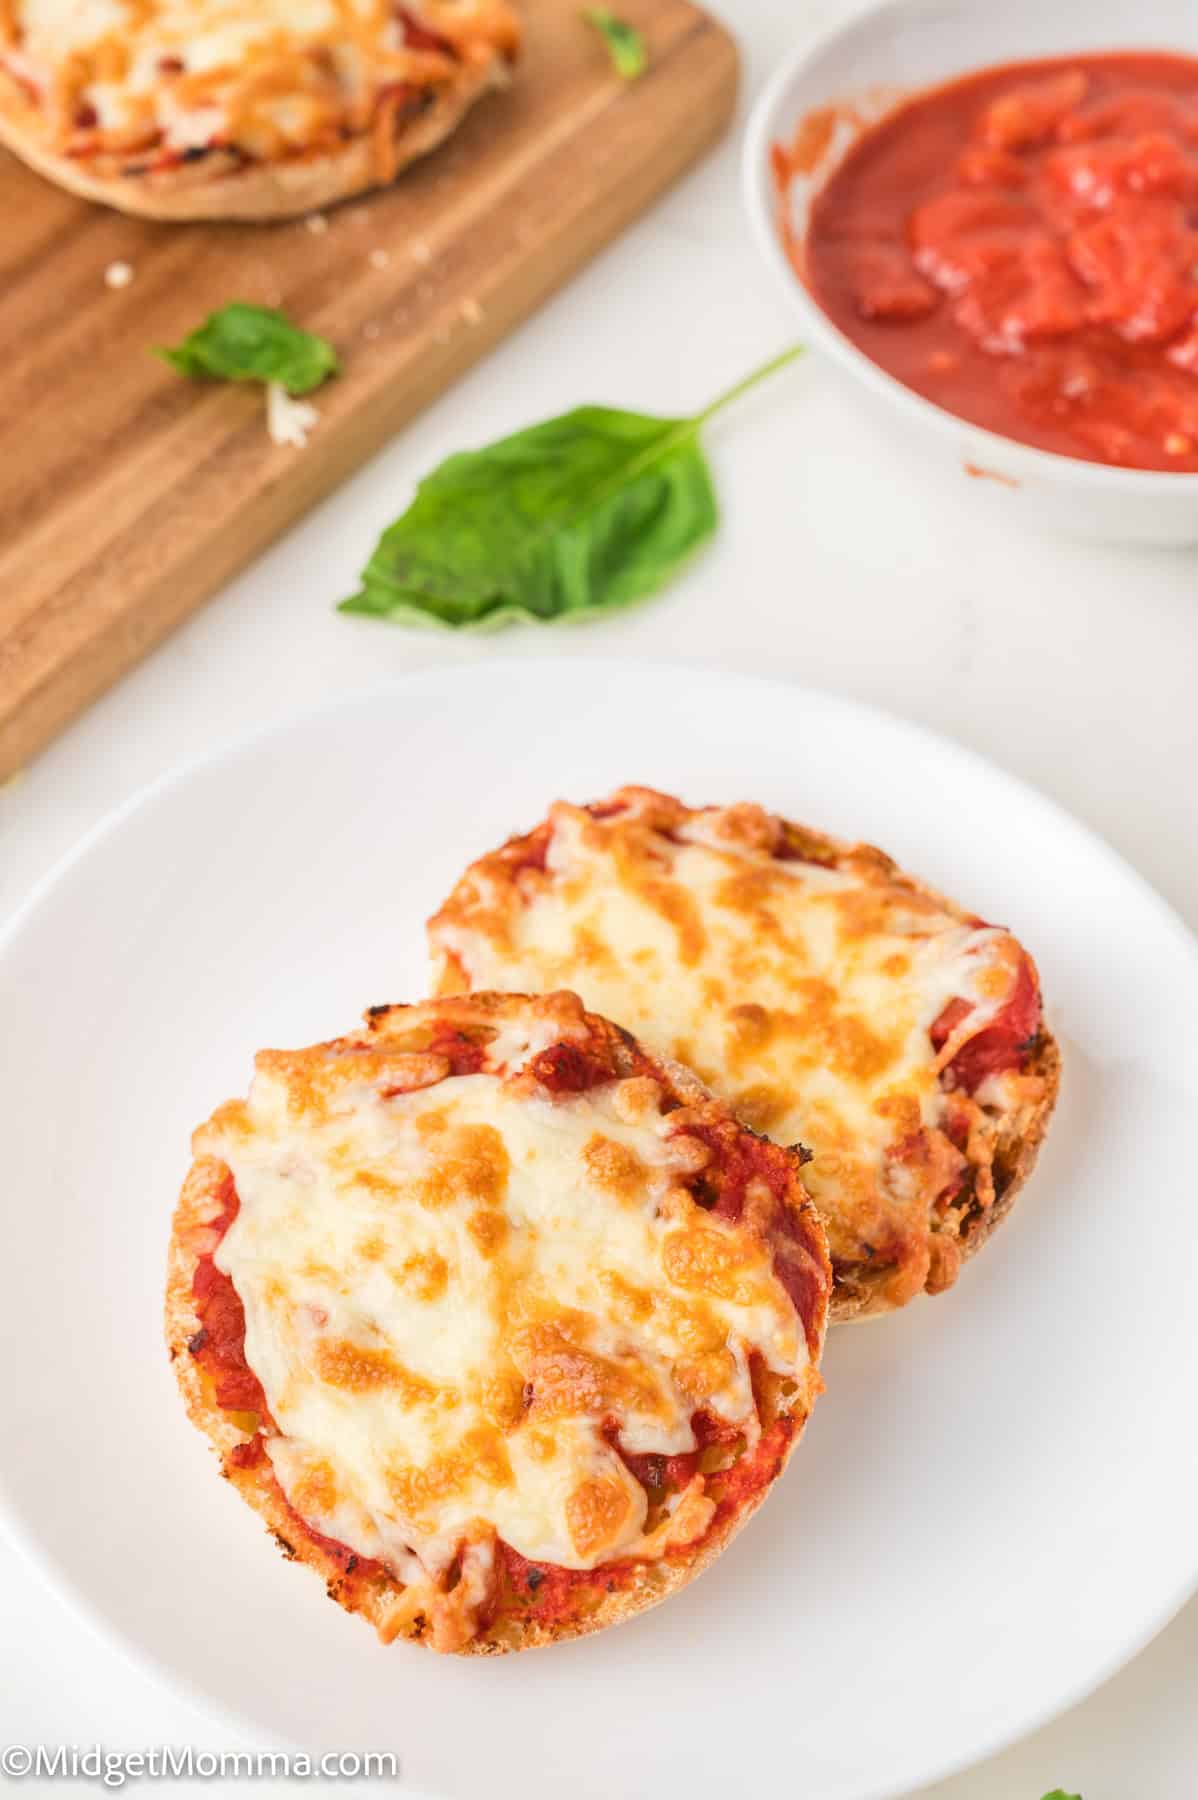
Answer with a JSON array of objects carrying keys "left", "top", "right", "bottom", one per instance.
[
  {"left": 167, "top": 991, "right": 831, "bottom": 1654},
  {"left": 0, "top": 0, "right": 519, "bottom": 219},
  {"left": 429, "top": 790, "right": 1060, "bottom": 1320}
]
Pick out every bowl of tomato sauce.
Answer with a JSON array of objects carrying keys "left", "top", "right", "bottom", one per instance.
[{"left": 744, "top": 0, "right": 1198, "bottom": 541}]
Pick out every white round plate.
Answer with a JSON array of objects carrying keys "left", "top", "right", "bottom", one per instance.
[{"left": 3, "top": 659, "right": 1196, "bottom": 1800}]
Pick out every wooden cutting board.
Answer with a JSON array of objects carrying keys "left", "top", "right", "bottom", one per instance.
[{"left": 0, "top": 0, "right": 737, "bottom": 781}]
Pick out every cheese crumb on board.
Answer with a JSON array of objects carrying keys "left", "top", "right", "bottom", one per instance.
[
  {"left": 104, "top": 260, "right": 134, "bottom": 289},
  {"left": 266, "top": 382, "right": 319, "bottom": 449}
]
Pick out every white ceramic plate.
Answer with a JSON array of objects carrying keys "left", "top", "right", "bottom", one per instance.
[{"left": 3, "top": 659, "right": 1197, "bottom": 1800}]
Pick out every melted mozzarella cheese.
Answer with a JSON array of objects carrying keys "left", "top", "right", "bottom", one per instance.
[
  {"left": 4, "top": 0, "right": 443, "bottom": 153},
  {"left": 429, "top": 801, "right": 1024, "bottom": 1271},
  {"left": 201, "top": 1026, "right": 802, "bottom": 1584},
  {"left": 18, "top": 0, "right": 343, "bottom": 63},
  {"left": 18, "top": 0, "right": 127, "bottom": 49}
]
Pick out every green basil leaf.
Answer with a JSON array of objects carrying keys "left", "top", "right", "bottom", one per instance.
[
  {"left": 158, "top": 303, "right": 339, "bottom": 396},
  {"left": 583, "top": 8, "right": 648, "bottom": 79},
  {"left": 341, "top": 407, "right": 717, "bottom": 629},
  {"left": 340, "top": 345, "right": 803, "bottom": 630},
  {"left": 1040, "top": 1791, "right": 1083, "bottom": 1798}
]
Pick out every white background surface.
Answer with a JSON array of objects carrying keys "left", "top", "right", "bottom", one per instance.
[{"left": 1, "top": 0, "right": 1195, "bottom": 1793}]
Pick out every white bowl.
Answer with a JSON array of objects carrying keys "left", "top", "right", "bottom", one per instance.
[{"left": 743, "top": 0, "right": 1198, "bottom": 544}]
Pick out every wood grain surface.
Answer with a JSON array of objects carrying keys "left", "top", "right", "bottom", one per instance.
[{"left": 0, "top": 0, "right": 737, "bottom": 779}]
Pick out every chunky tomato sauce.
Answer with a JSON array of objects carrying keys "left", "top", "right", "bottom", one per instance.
[
  {"left": 799, "top": 54, "right": 1198, "bottom": 470},
  {"left": 192, "top": 1176, "right": 393, "bottom": 1595},
  {"left": 679, "top": 1115, "right": 828, "bottom": 1353},
  {"left": 189, "top": 1175, "right": 271, "bottom": 1417},
  {"left": 613, "top": 1403, "right": 743, "bottom": 1495},
  {"left": 498, "top": 1542, "right": 641, "bottom": 1627},
  {"left": 396, "top": 8, "right": 458, "bottom": 58},
  {"left": 931, "top": 952, "right": 1042, "bottom": 1092}
]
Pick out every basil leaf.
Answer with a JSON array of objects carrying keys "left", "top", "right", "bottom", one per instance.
[
  {"left": 344, "top": 408, "right": 714, "bottom": 628},
  {"left": 583, "top": 8, "right": 648, "bottom": 79},
  {"left": 158, "top": 303, "right": 339, "bottom": 396},
  {"left": 1040, "top": 1792, "right": 1082, "bottom": 1799},
  {"left": 341, "top": 346, "right": 802, "bottom": 630}
]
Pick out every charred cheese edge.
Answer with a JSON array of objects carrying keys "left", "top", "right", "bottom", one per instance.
[
  {"left": 196, "top": 997, "right": 807, "bottom": 1608},
  {"left": 428, "top": 793, "right": 1038, "bottom": 1294},
  {"left": 1, "top": 0, "right": 517, "bottom": 165}
]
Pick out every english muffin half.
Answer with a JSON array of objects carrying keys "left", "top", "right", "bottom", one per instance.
[
  {"left": 0, "top": 0, "right": 518, "bottom": 220},
  {"left": 167, "top": 991, "right": 831, "bottom": 1652},
  {"left": 429, "top": 789, "right": 1059, "bottom": 1320}
]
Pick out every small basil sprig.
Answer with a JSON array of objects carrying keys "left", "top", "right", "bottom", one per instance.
[
  {"left": 341, "top": 344, "right": 803, "bottom": 630},
  {"left": 584, "top": 8, "right": 648, "bottom": 79},
  {"left": 158, "top": 303, "right": 339, "bottom": 396},
  {"left": 1040, "top": 1791, "right": 1082, "bottom": 1799}
]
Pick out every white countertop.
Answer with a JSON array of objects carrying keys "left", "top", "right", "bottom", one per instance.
[{"left": 2, "top": 0, "right": 1195, "bottom": 1793}]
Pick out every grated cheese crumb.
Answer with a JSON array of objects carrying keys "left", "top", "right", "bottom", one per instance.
[
  {"left": 104, "top": 260, "right": 134, "bottom": 290},
  {"left": 265, "top": 382, "right": 319, "bottom": 449},
  {"left": 410, "top": 238, "right": 432, "bottom": 265},
  {"left": 460, "top": 297, "right": 484, "bottom": 326},
  {"left": 362, "top": 321, "right": 381, "bottom": 340},
  {"left": 368, "top": 247, "right": 390, "bottom": 269},
  {"left": 305, "top": 212, "right": 329, "bottom": 235}
]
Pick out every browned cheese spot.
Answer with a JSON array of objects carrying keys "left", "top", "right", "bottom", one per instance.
[
  {"left": 662, "top": 1226, "right": 758, "bottom": 1305},
  {"left": 830, "top": 881, "right": 938, "bottom": 942},
  {"left": 205, "top": 1099, "right": 253, "bottom": 1142},
  {"left": 732, "top": 1083, "right": 790, "bottom": 1134},
  {"left": 565, "top": 1474, "right": 633, "bottom": 1559},
  {"left": 674, "top": 1347, "right": 737, "bottom": 1401},
  {"left": 315, "top": 1338, "right": 455, "bottom": 1408},
  {"left": 352, "top": 1169, "right": 399, "bottom": 1199},
  {"left": 392, "top": 1250, "right": 450, "bottom": 1302},
  {"left": 613, "top": 835, "right": 709, "bottom": 966},
  {"left": 511, "top": 1318, "right": 668, "bottom": 1422},
  {"left": 599, "top": 1269, "right": 656, "bottom": 1323},
  {"left": 712, "top": 867, "right": 808, "bottom": 962},
  {"left": 475, "top": 1370, "right": 526, "bottom": 1431},
  {"left": 725, "top": 1001, "right": 774, "bottom": 1056},
  {"left": 570, "top": 923, "right": 616, "bottom": 972},
  {"left": 258, "top": 1047, "right": 447, "bottom": 1120},
  {"left": 290, "top": 1457, "right": 339, "bottom": 1518},
  {"left": 415, "top": 1122, "right": 511, "bottom": 1210},
  {"left": 725, "top": 981, "right": 898, "bottom": 1085},
  {"left": 582, "top": 1133, "right": 647, "bottom": 1200},
  {"left": 387, "top": 1427, "right": 513, "bottom": 1523},
  {"left": 466, "top": 1207, "right": 508, "bottom": 1257},
  {"left": 873, "top": 1092, "right": 923, "bottom": 1136}
]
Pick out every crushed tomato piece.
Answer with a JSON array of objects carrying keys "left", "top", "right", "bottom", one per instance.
[{"left": 930, "top": 954, "right": 1042, "bottom": 1092}]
